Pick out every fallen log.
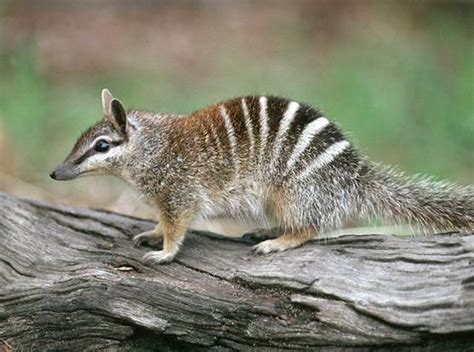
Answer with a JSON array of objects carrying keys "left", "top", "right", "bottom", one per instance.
[{"left": 0, "top": 192, "right": 473, "bottom": 351}]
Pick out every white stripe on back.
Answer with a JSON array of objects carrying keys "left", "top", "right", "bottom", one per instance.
[
  {"left": 258, "top": 96, "right": 269, "bottom": 163},
  {"left": 241, "top": 98, "right": 255, "bottom": 161},
  {"left": 220, "top": 105, "right": 239, "bottom": 171},
  {"left": 286, "top": 117, "right": 330, "bottom": 170},
  {"left": 296, "top": 140, "right": 350, "bottom": 180},
  {"left": 209, "top": 120, "right": 224, "bottom": 159},
  {"left": 271, "top": 101, "right": 299, "bottom": 167}
]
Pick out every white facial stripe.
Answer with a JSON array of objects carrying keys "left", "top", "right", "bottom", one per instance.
[
  {"left": 241, "top": 98, "right": 255, "bottom": 161},
  {"left": 272, "top": 101, "right": 299, "bottom": 167},
  {"left": 296, "top": 140, "right": 350, "bottom": 180},
  {"left": 80, "top": 145, "right": 122, "bottom": 173},
  {"left": 286, "top": 117, "right": 330, "bottom": 170},
  {"left": 258, "top": 96, "right": 269, "bottom": 163},
  {"left": 220, "top": 105, "right": 239, "bottom": 172}
]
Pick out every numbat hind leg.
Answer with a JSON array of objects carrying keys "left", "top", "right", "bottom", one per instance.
[{"left": 252, "top": 227, "right": 316, "bottom": 254}]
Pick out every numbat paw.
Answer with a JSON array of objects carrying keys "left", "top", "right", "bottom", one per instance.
[
  {"left": 252, "top": 228, "right": 314, "bottom": 254},
  {"left": 133, "top": 230, "right": 162, "bottom": 248},
  {"left": 143, "top": 250, "right": 176, "bottom": 264},
  {"left": 252, "top": 239, "right": 291, "bottom": 254}
]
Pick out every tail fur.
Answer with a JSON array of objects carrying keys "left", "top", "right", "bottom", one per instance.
[{"left": 358, "top": 162, "right": 474, "bottom": 232}]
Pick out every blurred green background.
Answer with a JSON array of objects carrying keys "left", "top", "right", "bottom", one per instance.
[{"left": 0, "top": 0, "right": 472, "bottom": 218}]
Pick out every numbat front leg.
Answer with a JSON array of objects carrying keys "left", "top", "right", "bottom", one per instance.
[
  {"left": 253, "top": 228, "right": 316, "bottom": 254},
  {"left": 142, "top": 216, "right": 191, "bottom": 265}
]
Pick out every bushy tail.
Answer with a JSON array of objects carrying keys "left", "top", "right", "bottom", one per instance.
[{"left": 358, "top": 162, "right": 474, "bottom": 232}]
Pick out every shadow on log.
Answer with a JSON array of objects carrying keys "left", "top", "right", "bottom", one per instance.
[{"left": 0, "top": 192, "right": 473, "bottom": 351}]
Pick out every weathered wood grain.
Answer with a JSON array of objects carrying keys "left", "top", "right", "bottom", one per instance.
[{"left": 0, "top": 191, "right": 473, "bottom": 351}]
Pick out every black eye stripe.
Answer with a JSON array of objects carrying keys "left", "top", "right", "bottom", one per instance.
[
  {"left": 74, "top": 148, "right": 96, "bottom": 165},
  {"left": 73, "top": 140, "right": 123, "bottom": 165}
]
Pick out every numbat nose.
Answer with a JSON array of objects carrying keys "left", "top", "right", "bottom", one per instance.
[{"left": 50, "top": 171, "right": 57, "bottom": 180}]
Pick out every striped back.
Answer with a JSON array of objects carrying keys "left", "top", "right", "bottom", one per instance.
[{"left": 191, "top": 95, "right": 355, "bottom": 181}]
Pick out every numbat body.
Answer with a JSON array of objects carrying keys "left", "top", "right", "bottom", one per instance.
[{"left": 51, "top": 89, "right": 473, "bottom": 264}]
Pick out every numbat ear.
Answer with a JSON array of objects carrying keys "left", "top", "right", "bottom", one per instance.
[
  {"left": 101, "top": 88, "right": 114, "bottom": 116},
  {"left": 110, "top": 98, "right": 127, "bottom": 136},
  {"left": 101, "top": 88, "right": 127, "bottom": 135}
]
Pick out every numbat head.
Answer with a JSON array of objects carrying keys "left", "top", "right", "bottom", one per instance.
[
  {"left": 51, "top": 89, "right": 474, "bottom": 264},
  {"left": 50, "top": 89, "right": 132, "bottom": 180}
]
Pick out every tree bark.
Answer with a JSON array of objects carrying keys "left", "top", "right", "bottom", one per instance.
[{"left": 0, "top": 192, "right": 473, "bottom": 351}]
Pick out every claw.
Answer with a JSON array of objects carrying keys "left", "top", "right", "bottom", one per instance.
[
  {"left": 252, "top": 239, "right": 289, "bottom": 255},
  {"left": 143, "top": 250, "right": 176, "bottom": 265},
  {"left": 132, "top": 235, "right": 147, "bottom": 248},
  {"left": 133, "top": 229, "right": 162, "bottom": 248}
]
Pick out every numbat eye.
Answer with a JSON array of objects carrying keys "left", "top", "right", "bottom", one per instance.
[{"left": 94, "top": 139, "right": 110, "bottom": 152}]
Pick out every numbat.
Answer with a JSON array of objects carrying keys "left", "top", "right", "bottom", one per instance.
[{"left": 51, "top": 89, "right": 473, "bottom": 264}]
